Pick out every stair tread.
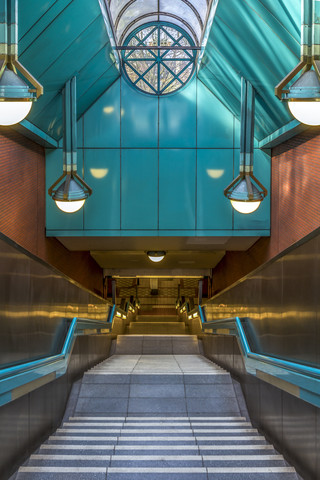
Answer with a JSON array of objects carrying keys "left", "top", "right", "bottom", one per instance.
[{"left": 15, "top": 353, "right": 298, "bottom": 480}]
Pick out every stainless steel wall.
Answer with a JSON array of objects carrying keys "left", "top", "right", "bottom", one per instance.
[
  {"left": 1, "top": 334, "right": 113, "bottom": 480},
  {"left": 0, "top": 233, "right": 111, "bottom": 368},
  {"left": 205, "top": 229, "right": 320, "bottom": 367},
  {"left": 202, "top": 335, "right": 320, "bottom": 480}
]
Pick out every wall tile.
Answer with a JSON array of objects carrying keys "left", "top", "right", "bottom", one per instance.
[
  {"left": 159, "top": 78, "right": 197, "bottom": 148},
  {"left": 121, "top": 149, "right": 158, "bottom": 230},
  {"left": 121, "top": 80, "right": 158, "bottom": 148},
  {"left": 83, "top": 149, "right": 120, "bottom": 230},
  {"left": 197, "top": 80, "right": 234, "bottom": 148},
  {"left": 83, "top": 80, "right": 120, "bottom": 148},
  {"left": 159, "top": 149, "right": 196, "bottom": 229},
  {"left": 197, "top": 149, "right": 233, "bottom": 229}
]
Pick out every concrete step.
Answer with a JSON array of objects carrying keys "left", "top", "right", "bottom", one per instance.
[
  {"left": 114, "top": 335, "right": 200, "bottom": 355},
  {"left": 126, "top": 322, "right": 187, "bottom": 335},
  {"left": 16, "top": 354, "right": 299, "bottom": 480},
  {"left": 135, "top": 316, "right": 180, "bottom": 323}
]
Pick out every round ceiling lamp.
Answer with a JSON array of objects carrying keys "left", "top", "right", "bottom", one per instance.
[
  {"left": 147, "top": 251, "right": 166, "bottom": 263},
  {"left": 286, "top": 71, "right": 320, "bottom": 125},
  {"left": 0, "top": 67, "right": 34, "bottom": 125},
  {"left": 225, "top": 176, "right": 266, "bottom": 214},
  {"left": 275, "top": 0, "right": 320, "bottom": 126},
  {"left": 51, "top": 176, "right": 90, "bottom": 213}
]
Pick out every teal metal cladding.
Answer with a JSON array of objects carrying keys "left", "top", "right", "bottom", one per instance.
[{"left": 46, "top": 77, "right": 270, "bottom": 237}]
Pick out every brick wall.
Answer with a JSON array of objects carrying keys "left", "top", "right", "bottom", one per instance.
[
  {"left": 0, "top": 128, "right": 104, "bottom": 296},
  {"left": 212, "top": 128, "right": 320, "bottom": 294}
]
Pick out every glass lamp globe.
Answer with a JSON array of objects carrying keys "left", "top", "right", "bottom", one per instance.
[
  {"left": 147, "top": 251, "right": 166, "bottom": 262},
  {"left": 288, "top": 101, "right": 320, "bottom": 126},
  {"left": 230, "top": 199, "right": 261, "bottom": 214},
  {"left": 55, "top": 199, "right": 85, "bottom": 213},
  {"left": 0, "top": 101, "right": 32, "bottom": 126}
]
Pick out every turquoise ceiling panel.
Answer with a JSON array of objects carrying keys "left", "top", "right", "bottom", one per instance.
[
  {"left": 199, "top": 0, "right": 301, "bottom": 140},
  {"left": 197, "top": 149, "right": 234, "bottom": 230},
  {"left": 83, "top": 149, "right": 121, "bottom": 230},
  {"left": 18, "top": 0, "right": 119, "bottom": 140},
  {"left": 121, "top": 149, "right": 158, "bottom": 230}
]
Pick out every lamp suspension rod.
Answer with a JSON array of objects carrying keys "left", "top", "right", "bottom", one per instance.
[
  {"left": 0, "top": 0, "right": 18, "bottom": 58},
  {"left": 245, "top": 80, "right": 255, "bottom": 173},
  {"left": 239, "top": 77, "right": 255, "bottom": 173},
  {"left": 301, "top": 0, "right": 313, "bottom": 62},
  {"left": 63, "top": 77, "right": 77, "bottom": 174}
]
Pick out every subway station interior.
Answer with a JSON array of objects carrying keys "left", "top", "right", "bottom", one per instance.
[{"left": 1, "top": 0, "right": 320, "bottom": 479}]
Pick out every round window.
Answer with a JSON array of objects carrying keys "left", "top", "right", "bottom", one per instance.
[{"left": 122, "top": 22, "right": 196, "bottom": 96}]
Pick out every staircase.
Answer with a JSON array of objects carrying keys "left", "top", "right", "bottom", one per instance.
[
  {"left": 16, "top": 339, "right": 298, "bottom": 480},
  {"left": 126, "top": 315, "right": 187, "bottom": 335}
]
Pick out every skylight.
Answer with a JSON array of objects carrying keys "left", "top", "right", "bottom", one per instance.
[{"left": 106, "top": 0, "right": 217, "bottom": 46}]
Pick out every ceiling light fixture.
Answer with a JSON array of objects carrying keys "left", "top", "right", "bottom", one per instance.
[
  {"left": 224, "top": 78, "right": 267, "bottom": 214},
  {"left": 147, "top": 251, "right": 166, "bottom": 263},
  {"left": 48, "top": 77, "right": 92, "bottom": 213},
  {"left": 275, "top": 0, "right": 320, "bottom": 125},
  {"left": 0, "top": 0, "right": 43, "bottom": 125}
]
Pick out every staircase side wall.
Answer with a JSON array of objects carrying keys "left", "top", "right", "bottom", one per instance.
[
  {"left": 1, "top": 334, "right": 112, "bottom": 480},
  {"left": 202, "top": 334, "right": 320, "bottom": 480}
]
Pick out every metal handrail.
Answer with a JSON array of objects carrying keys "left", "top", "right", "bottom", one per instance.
[
  {"left": 203, "top": 316, "right": 320, "bottom": 379},
  {"left": 201, "top": 314, "right": 320, "bottom": 407},
  {"left": 0, "top": 310, "right": 119, "bottom": 407}
]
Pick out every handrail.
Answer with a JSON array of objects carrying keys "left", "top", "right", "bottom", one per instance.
[
  {"left": 202, "top": 315, "right": 320, "bottom": 408},
  {"left": 0, "top": 300, "right": 138, "bottom": 408},
  {"left": 0, "top": 308, "right": 122, "bottom": 408}
]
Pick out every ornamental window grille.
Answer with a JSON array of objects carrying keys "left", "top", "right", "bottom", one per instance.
[{"left": 122, "top": 22, "right": 196, "bottom": 95}]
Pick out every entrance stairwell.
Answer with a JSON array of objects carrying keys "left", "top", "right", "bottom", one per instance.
[{"left": 16, "top": 336, "right": 298, "bottom": 480}]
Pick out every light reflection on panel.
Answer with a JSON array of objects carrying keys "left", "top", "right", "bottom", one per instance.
[
  {"left": 0, "top": 235, "right": 111, "bottom": 369},
  {"left": 204, "top": 233, "right": 320, "bottom": 368}
]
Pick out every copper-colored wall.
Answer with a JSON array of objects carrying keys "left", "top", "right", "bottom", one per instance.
[
  {"left": 212, "top": 129, "right": 320, "bottom": 294},
  {"left": 0, "top": 128, "right": 103, "bottom": 296}
]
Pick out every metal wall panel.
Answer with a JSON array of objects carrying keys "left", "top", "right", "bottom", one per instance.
[
  {"left": 84, "top": 149, "right": 121, "bottom": 230},
  {"left": 0, "top": 234, "right": 110, "bottom": 368},
  {"left": 196, "top": 148, "right": 233, "bottom": 229},
  {"left": 47, "top": 77, "right": 271, "bottom": 237},
  {"left": 0, "top": 334, "right": 112, "bottom": 480},
  {"left": 159, "top": 78, "right": 197, "bottom": 148},
  {"left": 202, "top": 334, "right": 320, "bottom": 480},
  {"left": 83, "top": 81, "right": 121, "bottom": 148},
  {"left": 197, "top": 79, "right": 234, "bottom": 148},
  {"left": 159, "top": 149, "right": 196, "bottom": 230},
  {"left": 121, "top": 81, "right": 158, "bottom": 148},
  {"left": 121, "top": 149, "right": 158, "bottom": 230},
  {"left": 205, "top": 229, "right": 320, "bottom": 367}
]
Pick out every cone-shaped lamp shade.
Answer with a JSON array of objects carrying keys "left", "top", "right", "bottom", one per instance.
[
  {"left": 287, "top": 71, "right": 320, "bottom": 126},
  {"left": 226, "top": 177, "right": 265, "bottom": 214},
  {"left": 0, "top": 68, "right": 34, "bottom": 125},
  {"left": 52, "top": 177, "right": 89, "bottom": 213}
]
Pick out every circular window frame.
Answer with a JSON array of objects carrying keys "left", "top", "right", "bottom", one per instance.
[{"left": 121, "top": 22, "right": 197, "bottom": 96}]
